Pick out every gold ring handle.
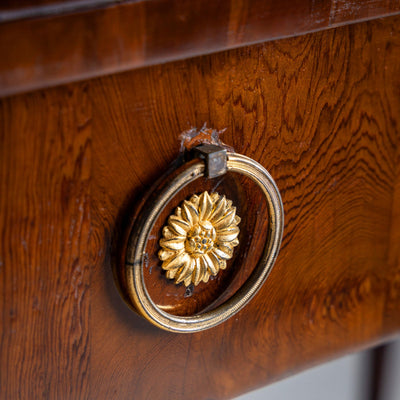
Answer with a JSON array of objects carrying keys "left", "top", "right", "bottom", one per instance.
[{"left": 122, "top": 150, "right": 284, "bottom": 332}]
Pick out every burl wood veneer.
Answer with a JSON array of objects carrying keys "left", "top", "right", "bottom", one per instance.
[{"left": 1, "top": 14, "right": 400, "bottom": 400}]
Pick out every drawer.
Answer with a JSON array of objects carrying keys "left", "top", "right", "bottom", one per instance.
[{"left": 1, "top": 7, "right": 400, "bottom": 400}]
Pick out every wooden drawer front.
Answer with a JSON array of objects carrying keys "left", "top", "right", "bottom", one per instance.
[{"left": 1, "top": 15, "right": 400, "bottom": 400}]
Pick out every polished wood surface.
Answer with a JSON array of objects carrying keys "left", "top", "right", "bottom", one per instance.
[
  {"left": 0, "top": 87, "right": 92, "bottom": 398},
  {"left": 1, "top": 15, "right": 400, "bottom": 400},
  {"left": 1, "top": 0, "right": 400, "bottom": 97}
]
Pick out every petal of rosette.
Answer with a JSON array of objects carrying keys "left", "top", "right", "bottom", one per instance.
[
  {"left": 168, "top": 215, "right": 190, "bottom": 236},
  {"left": 162, "top": 226, "right": 185, "bottom": 240},
  {"left": 210, "top": 195, "right": 227, "bottom": 223},
  {"left": 158, "top": 248, "right": 176, "bottom": 261},
  {"left": 159, "top": 237, "right": 185, "bottom": 251},
  {"left": 166, "top": 270, "right": 176, "bottom": 279},
  {"left": 208, "top": 251, "right": 223, "bottom": 270},
  {"left": 175, "top": 258, "right": 195, "bottom": 285},
  {"left": 231, "top": 238, "right": 239, "bottom": 247},
  {"left": 162, "top": 252, "right": 189, "bottom": 271},
  {"left": 182, "top": 200, "right": 199, "bottom": 226},
  {"left": 213, "top": 243, "right": 234, "bottom": 259},
  {"left": 184, "top": 276, "right": 193, "bottom": 287},
  {"left": 193, "top": 258, "right": 203, "bottom": 286},
  {"left": 213, "top": 208, "right": 236, "bottom": 230},
  {"left": 199, "top": 191, "right": 213, "bottom": 221},
  {"left": 202, "top": 253, "right": 218, "bottom": 276},
  {"left": 216, "top": 226, "right": 239, "bottom": 242},
  {"left": 189, "top": 194, "right": 200, "bottom": 206}
]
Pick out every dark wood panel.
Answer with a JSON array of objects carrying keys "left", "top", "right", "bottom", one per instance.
[
  {"left": 1, "top": 14, "right": 400, "bottom": 400},
  {"left": 0, "top": 85, "right": 92, "bottom": 398},
  {"left": 89, "top": 15, "right": 399, "bottom": 399},
  {"left": 1, "top": 0, "right": 400, "bottom": 97}
]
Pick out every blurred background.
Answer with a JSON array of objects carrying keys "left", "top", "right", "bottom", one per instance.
[{"left": 236, "top": 339, "right": 400, "bottom": 400}]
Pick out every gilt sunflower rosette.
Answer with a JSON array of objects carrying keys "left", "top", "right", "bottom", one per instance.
[{"left": 158, "top": 191, "right": 241, "bottom": 286}]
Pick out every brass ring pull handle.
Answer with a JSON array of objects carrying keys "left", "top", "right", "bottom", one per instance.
[{"left": 121, "top": 145, "right": 284, "bottom": 332}]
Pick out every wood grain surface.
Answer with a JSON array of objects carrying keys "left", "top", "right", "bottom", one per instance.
[
  {"left": 1, "top": 0, "right": 400, "bottom": 97},
  {"left": 0, "top": 86, "right": 92, "bottom": 398},
  {"left": 1, "top": 15, "right": 400, "bottom": 400}
]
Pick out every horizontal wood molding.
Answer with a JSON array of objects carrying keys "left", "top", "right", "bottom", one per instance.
[{"left": 0, "top": 0, "right": 400, "bottom": 97}]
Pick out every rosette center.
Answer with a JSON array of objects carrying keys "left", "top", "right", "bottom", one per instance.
[{"left": 185, "top": 221, "right": 217, "bottom": 256}]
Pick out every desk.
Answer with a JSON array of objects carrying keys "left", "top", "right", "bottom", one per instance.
[{"left": 1, "top": 2, "right": 400, "bottom": 399}]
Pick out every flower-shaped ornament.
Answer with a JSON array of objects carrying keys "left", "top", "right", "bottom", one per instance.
[{"left": 158, "top": 191, "right": 240, "bottom": 286}]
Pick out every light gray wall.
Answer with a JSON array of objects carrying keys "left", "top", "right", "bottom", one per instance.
[{"left": 235, "top": 339, "right": 400, "bottom": 400}]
